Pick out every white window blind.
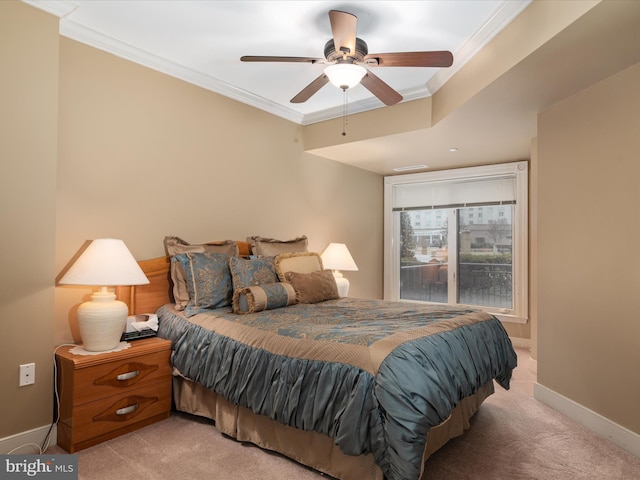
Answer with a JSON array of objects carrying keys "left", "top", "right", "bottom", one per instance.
[{"left": 392, "top": 174, "right": 517, "bottom": 211}]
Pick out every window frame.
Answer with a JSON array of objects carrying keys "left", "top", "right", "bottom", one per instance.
[{"left": 383, "top": 161, "right": 528, "bottom": 324}]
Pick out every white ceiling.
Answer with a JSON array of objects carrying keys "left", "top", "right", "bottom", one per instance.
[
  {"left": 26, "top": 1, "right": 640, "bottom": 175},
  {"left": 30, "top": 0, "right": 530, "bottom": 124}
]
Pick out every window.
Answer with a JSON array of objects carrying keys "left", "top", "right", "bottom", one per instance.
[{"left": 384, "top": 161, "right": 528, "bottom": 323}]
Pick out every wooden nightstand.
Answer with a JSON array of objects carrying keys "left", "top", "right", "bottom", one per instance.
[{"left": 55, "top": 337, "right": 172, "bottom": 453}]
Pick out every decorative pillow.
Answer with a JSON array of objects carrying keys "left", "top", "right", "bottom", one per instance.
[
  {"left": 247, "top": 235, "right": 308, "bottom": 257},
  {"left": 232, "top": 282, "right": 297, "bottom": 314},
  {"left": 229, "top": 256, "right": 278, "bottom": 291},
  {"left": 164, "top": 236, "right": 238, "bottom": 310},
  {"left": 275, "top": 252, "right": 323, "bottom": 282},
  {"left": 172, "top": 251, "right": 233, "bottom": 317},
  {"left": 284, "top": 269, "right": 340, "bottom": 304}
]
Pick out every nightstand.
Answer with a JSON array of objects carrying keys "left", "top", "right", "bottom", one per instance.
[{"left": 55, "top": 337, "right": 172, "bottom": 453}]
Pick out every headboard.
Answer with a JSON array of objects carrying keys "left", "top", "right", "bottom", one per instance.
[{"left": 116, "top": 240, "right": 251, "bottom": 315}]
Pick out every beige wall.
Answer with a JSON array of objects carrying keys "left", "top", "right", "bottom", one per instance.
[
  {"left": 54, "top": 38, "right": 383, "bottom": 342},
  {"left": 1, "top": 3, "right": 382, "bottom": 444},
  {"left": 6, "top": 0, "right": 636, "bottom": 450},
  {"left": 0, "top": 2, "right": 58, "bottom": 439},
  {"left": 537, "top": 61, "right": 640, "bottom": 434}
]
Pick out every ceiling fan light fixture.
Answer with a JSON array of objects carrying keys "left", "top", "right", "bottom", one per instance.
[{"left": 324, "top": 64, "right": 367, "bottom": 90}]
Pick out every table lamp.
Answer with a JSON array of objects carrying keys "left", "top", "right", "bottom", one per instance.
[
  {"left": 321, "top": 243, "right": 358, "bottom": 297},
  {"left": 58, "top": 238, "right": 149, "bottom": 351}
]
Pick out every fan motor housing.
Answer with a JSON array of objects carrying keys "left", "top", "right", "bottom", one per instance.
[{"left": 324, "top": 37, "right": 368, "bottom": 63}]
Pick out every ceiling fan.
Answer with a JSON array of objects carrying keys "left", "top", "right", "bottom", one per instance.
[{"left": 241, "top": 10, "right": 454, "bottom": 106}]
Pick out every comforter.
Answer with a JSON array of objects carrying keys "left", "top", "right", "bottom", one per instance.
[{"left": 157, "top": 298, "right": 516, "bottom": 480}]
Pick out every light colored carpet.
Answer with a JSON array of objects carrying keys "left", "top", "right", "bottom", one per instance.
[
  {"left": 48, "top": 348, "right": 640, "bottom": 479},
  {"left": 56, "top": 413, "right": 325, "bottom": 480},
  {"left": 424, "top": 349, "right": 640, "bottom": 479}
]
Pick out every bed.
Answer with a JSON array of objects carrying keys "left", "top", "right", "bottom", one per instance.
[{"left": 116, "top": 238, "right": 516, "bottom": 480}]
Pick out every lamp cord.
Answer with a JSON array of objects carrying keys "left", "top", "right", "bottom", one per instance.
[{"left": 43, "top": 344, "right": 79, "bottom": 452}]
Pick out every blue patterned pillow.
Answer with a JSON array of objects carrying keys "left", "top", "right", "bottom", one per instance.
[
  {"left": 233, "top": 282, "right": 297, "bottom": 314},
  {"left": 229, "top": 256, "right": 277, "bottom": 290},
  {"left": 173, "top": 252, "right": 233, "bottom": 317}
]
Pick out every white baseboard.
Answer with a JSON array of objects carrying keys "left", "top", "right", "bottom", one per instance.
[
  {"left": 0, "top": 424, "right": 57, "bottom": 454},
  {"left": 534, "top": 383, "right": 640, "bottom": 459}
]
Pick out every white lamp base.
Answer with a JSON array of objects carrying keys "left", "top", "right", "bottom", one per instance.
[
  {"left": 332, "top": 271, "right": 350, "bottom": 297},
  {"left": 77, "top": 287, "right": 128, "bottom": 352}
]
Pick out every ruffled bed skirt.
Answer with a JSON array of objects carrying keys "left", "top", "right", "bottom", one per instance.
[{"left": 172, "top": 375, "right": 495, "bottom": 480}]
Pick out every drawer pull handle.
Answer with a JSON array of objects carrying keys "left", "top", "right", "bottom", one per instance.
[
  {"left": 116, "top": 370, "right": 140, "bottom": 381},
  {"left": 116, "top": 404, "right": 139, "bottom": 415}
]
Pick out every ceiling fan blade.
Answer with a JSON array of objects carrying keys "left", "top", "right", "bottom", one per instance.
[
  {"left": 360, "top": 71, "right": 403, "bottom": 106},
  {"left": 328, "top": 10, "right": 357, "bottom": 57},
  {"left": 364, "top": 51, "right": 454, "bottom": 67},
  {"left": 241, "top": 55, "right": 324, "bottom": 63},
  {"left": 290, "top": 74, "right": 329, "bottom": 103}
]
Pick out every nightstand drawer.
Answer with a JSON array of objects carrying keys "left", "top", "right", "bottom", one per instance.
[
  {"left": 68, "top": 381, "right": 172, "bottom": 445},
  {"left": 69, "top": 350, "right": 171, "bottom": 405}
]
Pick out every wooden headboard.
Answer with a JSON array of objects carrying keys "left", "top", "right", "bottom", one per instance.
[{"left": 116, "top": 240, "right": 251, "bottom": 315}]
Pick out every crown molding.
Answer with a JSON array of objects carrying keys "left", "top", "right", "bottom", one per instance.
[
  {"left": 61, "top": 19, "right": 307, "bottom": 124},
  {"left": 427, "top": 0, "right": 532, "bottom": 94},
  {"left": 22, "top": 0, "right": 79, "bottom": 18},
  {"left": 301, "top": 95, "right": 383, "bottom": 126},
  {"left": 59, "top": 16, "right": 396, "bottom": 126},
  {"left": 22, "top": 0, "right": 532, "bottom": 126}
]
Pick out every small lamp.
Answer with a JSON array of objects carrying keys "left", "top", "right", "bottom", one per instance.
[
  {"left": 58, "top": 239, "right": 149, "bottom": 351},
  {"left": 321, "top": 243, "right": 358, "bottom": 297}
]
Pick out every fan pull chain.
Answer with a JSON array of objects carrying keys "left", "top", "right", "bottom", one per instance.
[{"left": 342, "top": 88, "right": 348, "bottom": 136}]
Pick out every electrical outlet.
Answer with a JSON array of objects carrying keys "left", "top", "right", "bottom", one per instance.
[{"left": 19, "top": 363, "right": 35, "bottom": 386}]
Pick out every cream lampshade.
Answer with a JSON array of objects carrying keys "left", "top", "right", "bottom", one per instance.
[
  {"left": 59, "top": 239, "right": 149, "bottom": 352},
  {"left": 321, "top": 243, "right": 358, "bottom": 297}
]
